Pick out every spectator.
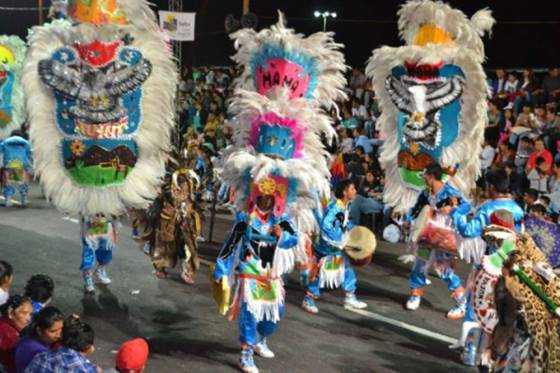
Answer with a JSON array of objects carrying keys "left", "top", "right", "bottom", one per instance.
[
  {"left": 494, "top": 143, "right": 516, "bottom": 166},
  {"left": 353, "top": 127, "right": 372, "bottom": 154},
  {"left": 350, "top": 97, "right": 368, "bottom": 121},
  {"left": 23, "top": 275, "right": 54, "bottom": 315},
  {"left": 491, "top": 68, "right": 507, "bottom": 98},
  {"left": 514, "top": 103, "right": 535, "bottom": 128},
  {"left": 548, "top": 160, "right": 560, "bottom": 214},
  {"left": 25, "top": 315, "right": 98, "bottom": 373},
  {"left": 15, "top": 307, "right": 64, "bottom": 373},
  {"left": 527, "top": 156, "right": 549, "bottom": 193},
  {"left": 341, "top": 106, "right": 359, "bottom": 129},
  {"left": 0, "top": 261, "right": 13, "bottom": 306},
  {"left": 105, "top": 338, "right": 149, "bottom": 373},
  {"left": 532, "top": 105, "right": 547, "bottom": 134},
  {"left": 522, "top": 188, "right": 539, "bottom": 213},
  {"left": 504, "top": 72, "right": 519, "bottom": 94},
  {"left": 515, "top": 68, "right": 541, "bottom": 111},
  {"left": 481, "top": 137, "right": 496, "bottom": 171},
  {"left": 349, "top": 68, "right": 367, "bottom": 100},
  {"left": 544, "top": 103, "right": 560, "bottom": 150},
  {"left": 526, "top": 137, "right": 553, "bottom": 175},
  {"left": 350, "top": 170, "right": 383, "bottom": 225},
  {"left": 0, "top": 295, "right": 33, "bottom": 373},
  {"left": 542, "top": 67, "right": 560, "bottom": 104},
  {"left": 528, "top": 202, "right": 547, "bottom": 218},
  {"left": 486, "top": 100, "right": 503, "bottom": 145},
  {"left": 499, "top": 106, "right": 514, "bottom": 145},
  {"left": 339, "top": 128, "right": 354, "bottom": 155}
]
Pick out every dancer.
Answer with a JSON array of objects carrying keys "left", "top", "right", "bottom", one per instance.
[
  {"left": 367, "top": 0, "right": 494, "bottom": 212},
  {"left": 0, "top": 131, "right": 31, "bottom": 207},
  {"left": 213, "top": 180, "right": 298, "bottom": 373},
  {"left": 80, "top": 214, "right": 118, "bottom": 293},
  {"left": 404, "top": 163, "right": 471, "bottom": 319},
  {"left": 449, "top": 170, "right": 524, "bottom": 367},
  {"left": 24, "top": 0, "right": 177, "bottom": 287},
  {"left": 301, "top": 179, "right": 368, "bottom": 314}
]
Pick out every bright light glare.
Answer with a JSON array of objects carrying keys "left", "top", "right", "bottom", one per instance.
[
  {"left": 314, "top": 11, "right": 321, "bottom": 18},
  {"left": 331, "top": 12, "right": 337, "bottom": 18}
]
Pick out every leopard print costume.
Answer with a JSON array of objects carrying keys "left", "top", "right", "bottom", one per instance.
[{"left": 502, "top": 233, "right": 560, "bottom": 373}]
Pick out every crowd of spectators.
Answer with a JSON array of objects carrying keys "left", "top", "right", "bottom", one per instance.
[
  {"left": 175, "top": 65, "right": 560, "bottom": 232},
  {"left": 0, "top": 260, "right": 150, "bottom": 373}
]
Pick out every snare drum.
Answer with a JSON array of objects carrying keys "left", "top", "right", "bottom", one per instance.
[{"left": 411, "top": 205, "right": 457, "bottom": 255}]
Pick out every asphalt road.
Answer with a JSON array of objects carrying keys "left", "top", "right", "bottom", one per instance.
[{"left": 0, "top": 183, "right": 477, "bottom": 373}]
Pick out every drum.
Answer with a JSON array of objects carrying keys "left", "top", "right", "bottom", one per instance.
[
  {"left": 344, "top": 226, "right": 376, "bottom": 267},
  {"left": 411, "top": 205, "right": 457, "bottom": 255}
]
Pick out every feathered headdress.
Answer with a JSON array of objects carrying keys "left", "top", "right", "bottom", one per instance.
[
  {"left": 24, "top": 0, "right": 177, "bottom": 216},
  {"left": 0, "top": 35, "right": 27, "bottom": 139},
  {"left": 366, "top": 0, "right": 494, "bottom": 211},
  {"left": 231, "top": 11, "right": 347, "bottom": 110},
  {"left": 223, "top": 12, "right": 347, "bottom": 233}
]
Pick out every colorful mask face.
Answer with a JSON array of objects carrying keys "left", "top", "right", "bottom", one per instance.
[
  {"left": 386, "top": 62, "right": 465, "bottom": 188},
  {"left": 0, "top": 37, "right": 26, "bottom": 137},
  {"left": 39, "top": 39, "right": 151, "bottom": 187},
  {"left": 249, "top": 112, "right": 304, "bottom": 160},
  {"left": 247, "top": 175, "right": 296, "bottom": 218},
  {"left": 252, "top": 48, "right": 317, "bottom": 100}
]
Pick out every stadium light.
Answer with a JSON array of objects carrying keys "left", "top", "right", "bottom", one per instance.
[{"left": 314, "top": 10, "right": 337, "bottom": 31}]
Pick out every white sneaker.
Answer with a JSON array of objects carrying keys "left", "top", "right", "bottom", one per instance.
[
  {"left": 344, "top": 294, "right": 368, "bottom": 310},
  {"left": 96, "top": 268, "right": 112, "bottom": 285},
  {"left": 406, "top": 295, "right": 421, "bottom": 310},
  {"left": 254, "top": 339, "right": 275, "bottom": 359},
  {"left": 301, "top": 296, "right": 319, "bottom": 314}
]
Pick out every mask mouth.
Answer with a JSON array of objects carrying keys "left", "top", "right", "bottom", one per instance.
[{"left": 403, "top": 112, "right": 441, "bottom": 150}]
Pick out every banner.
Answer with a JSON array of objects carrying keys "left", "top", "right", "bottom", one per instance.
[{"left": 159, "top": 11, "right": 196, "bottom": 41}]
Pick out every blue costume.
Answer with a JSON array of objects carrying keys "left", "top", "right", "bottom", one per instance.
[
  {"left": 80, "top": 215, "right": 117, "bottom": 292},
  {"left": 0, "top": 136, "right": 31, "bottom": 206},
  {"left": 303, "top": 199, "right": 366, "bottom": 311},
  {"left": 213, "top": 210, "right": 297, "bottom": 348},
  {"left": 450, "top": 198, "right": 524, "bottom": 366},
  {"left": 406, "top": 183, "right": 471, "bottom": 318}
]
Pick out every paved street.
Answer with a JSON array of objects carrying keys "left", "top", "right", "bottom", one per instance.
[{"left": 0, "top": 183, "right": 476, "bottom": 373}]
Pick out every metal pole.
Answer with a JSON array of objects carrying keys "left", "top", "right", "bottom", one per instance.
[
  {"left": 322, "top": 16, "right": 327, "bottom": 31},
  {"left": 38, "top": 0, "right": 43, "bottom": 25},
  {"left": 243, "top": 0, "right": 250, "bottom": 15}
]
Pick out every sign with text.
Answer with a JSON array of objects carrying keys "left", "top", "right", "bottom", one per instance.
[{"left": 158, "top": 11, "right": 196, "bottom": 41}]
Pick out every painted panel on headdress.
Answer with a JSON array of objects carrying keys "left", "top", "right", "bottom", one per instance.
[
  {"left": 249, "top": 112, "right": 304, "bottom": 160},
  {"left": 68, "top": 0, "right": 127, "bottom": 25},
  {"left": 251, "top": 44, "right": 318, "bottom": 100},
  {"left": 387, "top": 63, "right": 464, "bottom": 189},
  {"left": 38, "top": 40, "right": 151, "bottom": 187}
]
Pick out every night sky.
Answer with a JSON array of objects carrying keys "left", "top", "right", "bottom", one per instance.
[{"left": 1, "top": 0, "right": 558, "bottom": 69}]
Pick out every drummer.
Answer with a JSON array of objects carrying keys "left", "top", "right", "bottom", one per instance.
[
  {"left": 301, "top": 179, "right": 369, "bottom": 314},
  {"left": 448, "top": 170, "right": 524, "bottom": 367},
  {"left": 405, "top": 163, "right": 472, "bottom": 319}
]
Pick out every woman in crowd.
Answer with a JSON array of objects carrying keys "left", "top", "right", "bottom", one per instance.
[
  {"left": 0, "top": 295, "right": 33, "bottom": 373},
  {"left": 25, "top": 315, "right": 98, "bottom": 373},
  {"left": 0, "top": 261, "right": 13, "bottom": 306},
  {"left": 15, "top": 306, "right": 64, "bottom": 373}
]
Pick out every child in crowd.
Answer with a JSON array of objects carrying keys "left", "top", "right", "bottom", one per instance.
[
  {"left": 15, "top": 306, "right": 64, "bottom": 373},
  {"left": 0, "top": 295, "right": 33, "bottom": 373},
  {"left": 23, "top": 275, "right": 54, "bottom": 315},
  {"left": 0, "top": 261, "right": 14, "bottom": 306},
  {"left": 25, "top": 315, "right": 98, "bottom": 373}
]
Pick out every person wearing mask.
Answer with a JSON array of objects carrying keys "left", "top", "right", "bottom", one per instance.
[
  {"left": 25, "top": 315, "right": 98, "bottom": 373},
  {"left": 15, "top": 307, "right": 64, "bottom": 373},
  {"left": 0, "top": 295, "right": 33, "bottom": 373}
]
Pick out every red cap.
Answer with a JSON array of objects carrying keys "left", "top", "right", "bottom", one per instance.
[
  {"left": 489, "top": 210, "right": 514, "bottom": 230},
  {"left": 115, "top": 338, "right": 149, "bottom": 373}
]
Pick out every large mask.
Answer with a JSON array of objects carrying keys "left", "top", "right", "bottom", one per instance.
[
  {"left": 0, "top": 36, "right": 26, "bottom": 139},
  {"left": 367, "top": 0, "right": 495, "bottom": 211}
]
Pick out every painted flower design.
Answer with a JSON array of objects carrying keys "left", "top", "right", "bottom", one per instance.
[{"left": 70, "top": 139, "right": 85, "bottom": 156}]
